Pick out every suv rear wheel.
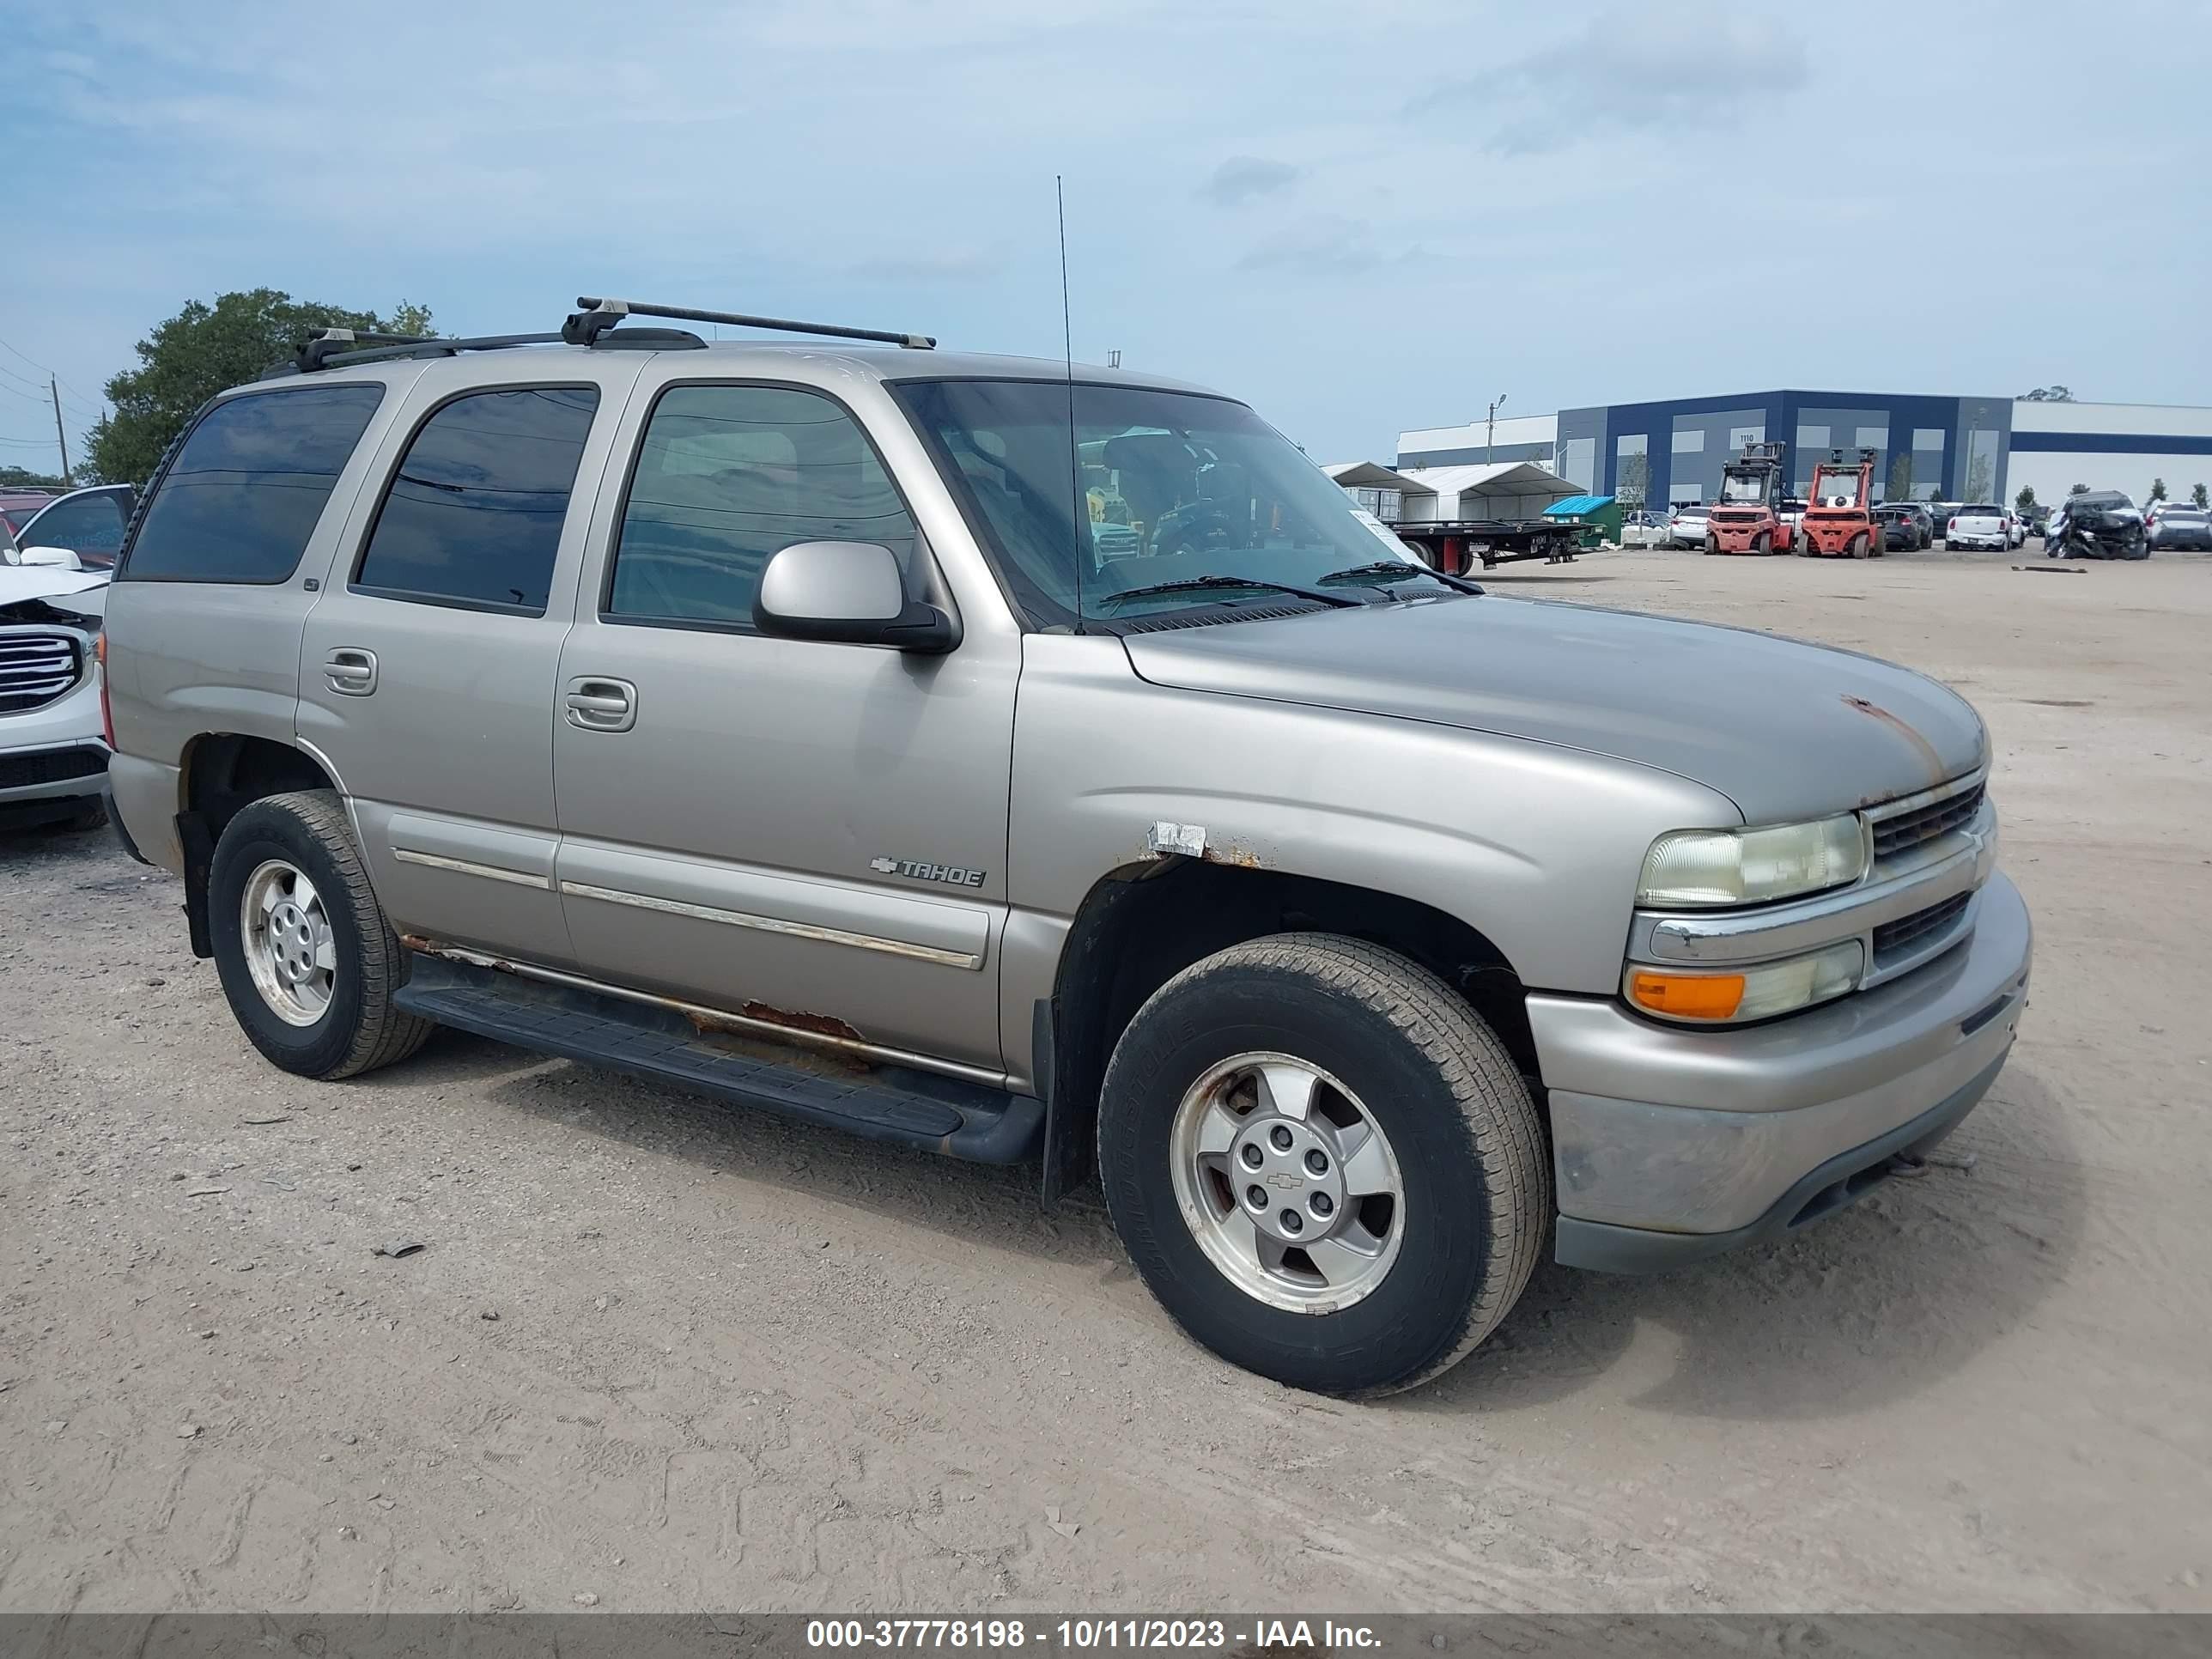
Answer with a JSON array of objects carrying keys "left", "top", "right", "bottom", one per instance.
[
  {"left": 1097, "top": 934, "right": 1548, "bottom": 1396},
  {"left": 208, "top": 790, "right": 432, "bottom": 1080}
]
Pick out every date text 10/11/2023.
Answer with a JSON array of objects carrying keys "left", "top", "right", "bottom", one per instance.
[{"left": 805, "top": 1618, "right": 1385, "bottom": 1650}]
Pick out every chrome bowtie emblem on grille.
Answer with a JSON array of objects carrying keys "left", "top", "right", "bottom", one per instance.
[
  {"left": 869, "top": 857, "right": 898, "bottom": 874},
  {"left": 1266, "top": 1170, "right": 1304, "bottom": 1191}
]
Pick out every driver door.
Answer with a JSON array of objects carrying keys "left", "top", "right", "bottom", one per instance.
[{"left": 550, "top": 371, "right": 1018, "bottom": 1073}]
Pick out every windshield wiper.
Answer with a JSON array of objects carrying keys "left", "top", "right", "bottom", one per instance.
[
  {"left": 1094, "top": 574, "right": 1366, "bottom": 611},
  {"left": 1317, "top": 560, "right": 1486, "bottom": 595}
]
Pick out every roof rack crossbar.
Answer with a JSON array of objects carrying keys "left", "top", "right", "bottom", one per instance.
[{"left": 573, "top": 295, "right": 935, "bottom": 350}]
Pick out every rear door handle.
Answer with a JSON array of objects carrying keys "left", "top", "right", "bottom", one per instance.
[
  {"left": 565, "top": 676, "right": 637, "bottom": 732},
  {"left": 325, "top": 647, "right": 378, "bottom": 696}
]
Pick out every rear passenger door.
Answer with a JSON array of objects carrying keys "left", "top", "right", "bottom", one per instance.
[{"left": 298, "top": 357, "right": 645, "bottom": 965}]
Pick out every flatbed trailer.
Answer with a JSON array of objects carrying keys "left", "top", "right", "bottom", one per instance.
[{"left": 1389, "top": 518, "right": 1583, "bottom": 574}]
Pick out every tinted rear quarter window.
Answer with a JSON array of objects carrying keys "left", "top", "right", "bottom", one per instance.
[
  {"left": 125, "top": 386, "right": 386, "bottom": 583},
  {"left": 352, "top": 386, "right": 599, "bottom": 613}
]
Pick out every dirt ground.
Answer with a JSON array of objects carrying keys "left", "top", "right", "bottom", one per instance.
[{"left": 3, "top": 548, "right": 2208, "bottom": 1615}]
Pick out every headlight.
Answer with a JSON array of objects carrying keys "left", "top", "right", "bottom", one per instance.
[
  {"left": 1626, "top": 939, "right": 1864, "bottom": 1024},
  {"left": 1637, "top": 815, "right": 1868, "bottom": 908}
]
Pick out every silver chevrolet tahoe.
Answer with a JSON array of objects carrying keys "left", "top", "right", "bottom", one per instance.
[{"left": 100, "top": 300, "right": 2032, "bottom": 1395}]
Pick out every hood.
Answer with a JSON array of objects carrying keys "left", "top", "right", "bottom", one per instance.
[
  {"left": 0, "top": 565, "right": 109, "bottom": 627},
  {"left": 1122, "top": 594, "right": 1986, "bottom": 824}
]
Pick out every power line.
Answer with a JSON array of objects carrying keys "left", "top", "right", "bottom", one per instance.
[{"left": 0, "top": 332, "right": 57, "bottom": 377}]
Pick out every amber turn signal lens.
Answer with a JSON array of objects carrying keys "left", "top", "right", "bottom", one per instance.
[{"left": 1628, "top": 969, "right": 1746, "bottom": 1020}]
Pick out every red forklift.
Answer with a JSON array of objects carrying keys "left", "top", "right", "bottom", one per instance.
[
  {"left": 1705, "top": 440, "right": 1794, "bottom": 554},
  {"left": 1798, "top": 447, "right": 1882, "bottom": 558}
]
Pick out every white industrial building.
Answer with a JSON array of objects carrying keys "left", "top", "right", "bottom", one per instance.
[{"left": 1392, "top": 394, "right": 2212, "bottom": 510}]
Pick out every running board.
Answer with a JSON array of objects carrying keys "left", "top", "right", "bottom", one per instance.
[{"left": 394, "top": 955, "right": 1042, "bottom": 1164}]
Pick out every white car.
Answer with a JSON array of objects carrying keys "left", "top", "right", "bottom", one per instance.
[
  {"left": 1668, "top": 504, "right": 1710, "bottom": 549},
  {"left": 1944, "top": 504, "right": 2011, "bottom": 551},
  {"left": 1, "top": 561, "right": 110, "bottom": 831}
]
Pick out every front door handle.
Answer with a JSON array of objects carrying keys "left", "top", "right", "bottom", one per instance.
[
  {"left": 565, "top": 676, "right": 637, "bottom": 732},
  {"left": 325, "top": 647, "right": 378, "bottom": 696}
]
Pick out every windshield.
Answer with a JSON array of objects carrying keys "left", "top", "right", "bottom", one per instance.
[
  {"left": 1717, "top": 471, "right": 1771, "bottom": 504},
  {"left": 890, "top": 380, "right": 1430, "bottom": 625}
]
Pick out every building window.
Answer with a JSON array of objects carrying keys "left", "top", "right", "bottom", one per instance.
[
  {"left": 1797, "top": 424, "right": 1830, "bottom": 451},
  {"left": 1912, "top": 428, "right": 1945, "bottom": 453},
  {"left": 1614, "top": 434, "right": 1650, "bottom": 507},
  {"left": 1559, "top": 436, "right": 1595, "bottom": 491},
  {"left": 1672, "top": 427, "right": 1704, "bottom": 454},
  {"left": 1856, "top": 426, "right": 1888, "bottom": 450}
]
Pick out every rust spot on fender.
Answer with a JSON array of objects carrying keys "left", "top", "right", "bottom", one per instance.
[
  {"left": 1840, "top": 694, "right": 1947, "bottom": 784},
  {"left": 1200, "top": 842, "right": 1267, "bottom": 869}
]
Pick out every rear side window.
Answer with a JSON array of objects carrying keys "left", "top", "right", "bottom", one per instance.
[
  {"left": 125, "top": 386, "right": 386, "bottom": 583},
  {"left": 605, "top": 383, "right": 915, "bottom": 629},
  {"left": 353, "top": 386, "right": 599, "bottom": 614}
]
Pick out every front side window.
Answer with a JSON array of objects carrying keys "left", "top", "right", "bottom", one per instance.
[
  {"left": 605, "top": 383, "right": 917, "bottom": 628},
  {"left": 125, "top": 386, "right": 386, "bottom": 583},
  {"left": 17, "top": 488, "right": 131, "bottom": 568},
  {"left": 353, "top": 386, "right": 599, "bottom": 613},
  {"left": 891, "top": 379, "right": 1438, "bottom": 628}
]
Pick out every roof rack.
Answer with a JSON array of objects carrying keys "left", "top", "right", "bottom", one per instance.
[
  {"left": 264, "top": 323, "right": 708, "bottom": 380},
  {"left": 568, "top": 296, "right": 935, "bottom": 350}
]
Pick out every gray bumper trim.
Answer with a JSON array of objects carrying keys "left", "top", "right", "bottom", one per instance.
[{"left": 1553, "top": 1052, "right": 2004, "bottom": 1274}]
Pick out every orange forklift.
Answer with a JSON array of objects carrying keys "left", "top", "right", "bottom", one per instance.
[
  {"left": 1798, "top": 447, "right": 1882, "bottom": 558},
  {"left": 1705, "top": 440, "right": 1794, "bottom": 554}
]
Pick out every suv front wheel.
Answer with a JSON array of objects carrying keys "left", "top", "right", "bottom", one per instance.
[
  {"left": 208, "top": 790, "right": 432, "bottom": 1080},
  {"left": 1097, "top": 934, "right": 1548, "bottom": 1396}
]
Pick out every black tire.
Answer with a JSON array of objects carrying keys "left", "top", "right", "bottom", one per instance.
[
  {"left": 208, "top": 790, "right": 432, "bottom": 1080},
  {"left": 1097, "top": 934, "right": 1548, "bottom": 1396},
  {"left": 65, "top": 797, "right": 109, "bottom": 833},
  {"left": 1751, "top": 532, "right": 1769, "bottom": 555},
  {"left": 1703, "top": 534, "right": 1719, "bottom": 555}
]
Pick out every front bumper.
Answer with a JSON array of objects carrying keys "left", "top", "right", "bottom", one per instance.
[
  {"left": 1, "top": 668, "right": 108, "bottom": 822},
  {"left": 1529, "top": 871, "right": 2032, "bottom": 1270}
]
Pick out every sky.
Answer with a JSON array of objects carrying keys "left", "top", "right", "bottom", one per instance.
[{"left": 3, "top": 0, "right": 2209, "bottom": 472}]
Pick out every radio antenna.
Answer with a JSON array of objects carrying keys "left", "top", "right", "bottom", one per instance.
[{"left": 1057, "top": 174, "right": 1085, "bottom": 632}]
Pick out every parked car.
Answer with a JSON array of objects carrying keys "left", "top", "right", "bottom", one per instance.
[
  {"left": 0, "top": 483, "right": 135, "bottom": 569},
  {"left": 99, "top": 301, "right": 2031, "bottom": 1397},
  {"left": 1881, "top": 502, "right": 1934, "bottom": 549},
  {"left": 2144, "top": 503, "right": 2212, "bottom": 551},
  {"left": 1872, "top": 506, "right": 1921, "bottom": 551},
  {"left": 1, "top": 559, "right": 110, "bottom": 831},
  {"left": 1667, "top": 503, "right": 1710, "bottom": 548},
  {"left": 1943, "top": 504, "right": 2010, "bottom": 551},
  {"left": 2047, "top": 491, "right": 2148, "bottom": 559}
]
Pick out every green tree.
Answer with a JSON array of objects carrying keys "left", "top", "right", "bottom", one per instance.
[
  {"left": 83, "top": 289, "right": 434, "bottom": 485},
  {"left": 0, "top": 465, "right": 73, "bottom": 489},
  {"left": 2192, "top": 483, "right": 2208, "bottom": 508},
  {"left": 2069, "top": 483, "right": 2089, "bottom": 495},
  {"left": 1616, "top": 450, "right": 1650, "bottom": 508},
  {"left": 2014, "top": 484, "right": 2037, "bottom": 514},
  {"left": 1888, "top": 453, "right": 1914, "bottom": 500},
  {"left": 1965, "top": 453, "right": 1993, "bottom": 501},
  {"left": 2148, "top": 477, "right": 2167, "bottom": 503}
]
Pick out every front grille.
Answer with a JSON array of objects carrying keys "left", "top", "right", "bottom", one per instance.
[
  {"left": 1873, "top": 781, "right": 1984, "bottom": 860},
  {"left": 0, "top": 631, "right": 82, "bottom": 714},
  {"left": 1873, "top": 891, "right": 1970, "bottom": 957},
  {"left": 0, "top": 746, "right": 106, "bottom": 791}
]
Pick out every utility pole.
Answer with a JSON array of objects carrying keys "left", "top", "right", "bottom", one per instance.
[
  {"left": 50, "top": 377, "right": 71, "bottom": 485},
  {"left": 1486, "top": 393, "right": 1507, "bottom": 465}
]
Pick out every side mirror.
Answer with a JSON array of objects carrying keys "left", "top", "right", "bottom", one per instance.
[
  {"left": 754, "top": 540, "right": 958, "bottom": 654},
  {"left": 19, "top": 546, "right": 84, "bottom": 570}
]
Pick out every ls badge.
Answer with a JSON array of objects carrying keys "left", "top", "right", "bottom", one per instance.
[{"left": 871, "top": 857, "right": 987, "bottom": 888}]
